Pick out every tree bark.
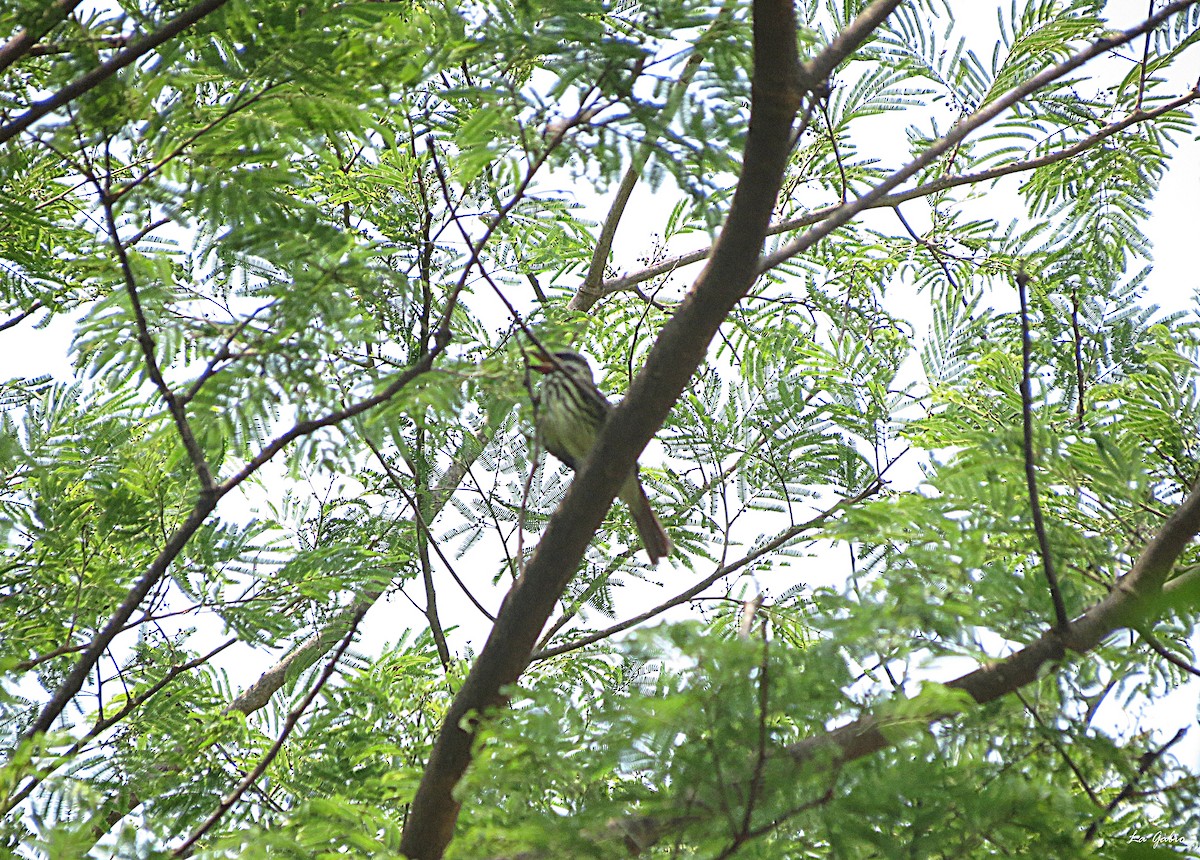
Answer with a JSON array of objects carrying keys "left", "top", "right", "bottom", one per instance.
[{"left": 398, "top": 1, "right": 907, "bottom": 857}]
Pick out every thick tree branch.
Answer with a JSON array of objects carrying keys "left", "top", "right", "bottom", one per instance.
[{"left": 399, "top": 3, "right": 903, "bottom": 857}]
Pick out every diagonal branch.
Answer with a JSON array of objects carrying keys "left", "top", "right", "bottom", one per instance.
[
  {"left": 784, "top": 475, "right": 1200, "bottom": 770},
  {"left": 0, "top": 0, "right": 232, "bottom": 146},
  {"left": 171, "top": 607, "right": 367, "bottom": 857},
  {"left": 398, "top": 3, "right": 903, "bottom": 857},
  {"left": 532, "top": 471, "right": 890, "bottom": 661},
  {"left": 0, "top": 300, "right": 45, "bottom": 333},
  {"left": 0, "top": 0, "right": 82, "bottom": 74},
  {"left": 757, "top": 0, "right": 1200, "bottom": 274},
  {"left": 569, "top": 480, "right": 1200, "bottom": 858},
  {"left": 1017, "top": 270, "right": 1070, "bottom": 631},
  {"left": 98, "top": 192, "right": 217, "bottom": 497},
  {"left": 589, "top": 86, "right": 1200, "bottom": 304}
]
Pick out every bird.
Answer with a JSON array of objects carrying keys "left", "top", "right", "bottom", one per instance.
[{"left": 531, "top": 349, "right": 673, "bottom": 565}]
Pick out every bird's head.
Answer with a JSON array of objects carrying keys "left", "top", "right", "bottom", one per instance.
[{"left": 531, "top": 349, "right": 595, "bottom": 385}]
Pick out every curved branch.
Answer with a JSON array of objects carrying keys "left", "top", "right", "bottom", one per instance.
[
  {"left": 785, "top": 476, "right": 1200, "bottom": 769},
  {"left": 532, "top": 471, "right": 890, "bottom": 661},
  {"left": 564, "top": 482, "right": 1200, "bottom": 858},
  {"left": 399, "top": 2, "right": 902, "bottom": 857},
  {"left": 570, "top": 37, "right": 709, "bottom": 311},
  {"left": 1017, "top": 270, "right": 1069, "bottom": 631}
]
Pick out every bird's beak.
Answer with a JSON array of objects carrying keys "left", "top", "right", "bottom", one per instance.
[{"left": 530, "top": 350, "right": 555, "bottom": 374}]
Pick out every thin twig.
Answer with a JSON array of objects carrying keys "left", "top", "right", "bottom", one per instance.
[
  {"left": 3, "top": 638, "right": 236, "bottom": 815},
  {"left": 533, "top": 467, "right": 892, "bottom": 661},
  {"left": 593, "top": 86, "right": 1200, "bottom": 303},
  {"left": 893, "top": 205, "right": 959, "bottom": 294},
  {"left": 1014, "top": 689, "right": 1100, "bottom": 806},
  {"left": 1070, "top": 284, "right": 1086, "bottom": 429},
  {"left": 95, "top": 187, "right": 217, "bottom": 496},
  {"left": 171, "top": 608, "right": 367, "bottom": 856},
  {"left": 1135, "top": 0, "right": 1155, "bottom": 112},
  {"left": 1016, "top": 270, "right": 1070, "bottom": 632},
  {"left": 819, "top": 96, "right": 848, "bottom": 205},
  {"left": 1136, "top": 626, "right": 1200, "bottom": 679},
  {"left": 1083, "top": 727, "right": 1189, "bottom": 842},
  {"left": 576, "top": 42, "right": 707, "bottom": 302},
  {"left": 361, "top": 429, "right": 495, "bottom": 623}
]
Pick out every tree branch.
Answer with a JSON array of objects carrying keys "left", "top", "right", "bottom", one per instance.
[
  {"left": 0, "top": 0, "right": 232, "bottom": 146},
  {"left": 21, "top": 501, "right": 220, "bottom": 740},
  {"left": 399, "top": 2, "right": 903, "bottom": 857},
  {"left": 590, "top": 86, "right": 1200, "bottom": 304},
  {"left": 1083, "top": 726, "right": 1189, "bottom": 843},
  {"left": 171, "top": 608, "right": 366, "bottom": 856},
  {"left": 0, "top": 0, "right": 81, "bottom": 74},
  {"left": 555, "top": 480, "right": 1200, "bottom": 858},
  {"left": 1016, "top": 269, "right": 1070, "bottom": 631},
  {"left": 98, "top": 192, "right": 217, "bottom": 497},
  {"left": 223, "top": 419, "right": 494, "bottom": 716},
  {"left": 0, "top": 300, "right": 45, "bottom": 333},
  {"left": 3, "top": 638, "right": 235, "bottom": 816},
  {"left": 532, "top": 471, "right": 889, "bottom": 661},
  {"left": 570, "top": 36, "right": 709, "bottom": 311},
  {"left": 757, "top": 0, "right": 1200, "bottom": 275},
  {"left": 18, "top": 344, "right": 447, "bottom": 750},
  {"left": 783, "top": 474, "right": 1200, "bottom": 770}
]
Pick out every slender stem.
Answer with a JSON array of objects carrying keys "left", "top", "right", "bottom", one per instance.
[
  {"left": 98, "top": 191, "right": 216, "bottom": 495},
  {"left": 533, "top": 469, "right": 891, "bottom": 661},
  {"left": 2, "top": 639, "right": 236, "bottom": 815},
  {"left": 1082, "top": 727, "right": 1189, "bottom": 842},
  {"left": 171, "top": 609, "right": 366, "bottom": 856},
  {"left": 595, "top": 86, "right": 1200, "bottom": 302},
  {"left": 1017, "top": 269, "right": 1070, "bottom": 632}
]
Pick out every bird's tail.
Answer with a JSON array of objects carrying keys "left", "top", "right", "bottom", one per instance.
[{"left": 624, "top": 480, "right": 673, "bottom": 565}]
